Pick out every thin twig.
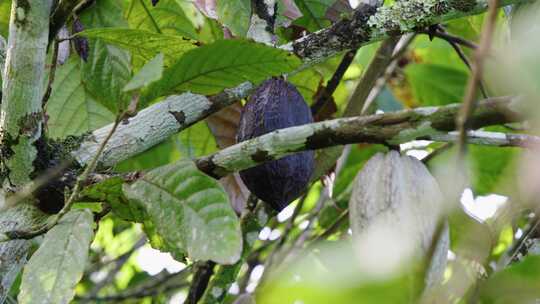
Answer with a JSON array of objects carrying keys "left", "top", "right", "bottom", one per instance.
[
  {"left": 498, "top": 215, "right": 540, "bottom": 268},
  {"left": 419, "top": 28, "right": 478, "bottom": 49},
  {"left": 42, "top": 38, "right": 60, "bottom": 107},
  {"left": 311, "top": 50, "right": 358, "bottom": 117},
  {"left": 362, "top": 33, "right": 416, "bottom": 114},
  {"left": 422, "top": 143, "right": 453, "bottom": 164},
  {"left": 313, "top": 210, "right": 349, "bottom": 242},
  {"left": 434, "top": 25, "right": 489, "bottom": 99},
  {"left": 343, "top": 37, "right": 401, "bottom": 117},
  {"left": 456, "top": 0, "right": 500, "bottom": 156}
]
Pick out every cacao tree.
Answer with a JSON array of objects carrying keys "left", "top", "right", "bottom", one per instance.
[{"left": 0, "top": 0, "right": 539, "bottom": 303}]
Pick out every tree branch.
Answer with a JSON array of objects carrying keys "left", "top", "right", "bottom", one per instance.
[
  {"left": 195, "top": 97, "right": 523, "bottom": 178},
  {"left": 68, "top": 0, "right": 526, "bottom": 169},
  {"left": 427, "top": 130, "right": 540, "bottom": 148},
  {"left": 287, "top": 0, "right": 518, "bottom": 63},
  {"left": 0, "top": 0, "right": 53, "bottom": 300}
]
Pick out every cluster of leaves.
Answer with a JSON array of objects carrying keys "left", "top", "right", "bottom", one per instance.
[{"left": 1, "top": 0, "right": 539, "bottom": 303}]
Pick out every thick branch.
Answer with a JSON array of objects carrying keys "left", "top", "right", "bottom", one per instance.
[
  {"left": 195, "top": 97, "right": 523, "bottom": 178},
  {"left": 71, "top": 82, "right": 254, "bottom": 167},
  {"left": 1, "top": 0, "right": 52, "bottom": 191},
  {"left": 0, "top": 1, "right": 53, "bottom": 299},
  {"left": 288, "top": 0, "right": 518, "bottom": 63},
  {"left": 69, "top": 0, "right": 527, "bottom": 168}
]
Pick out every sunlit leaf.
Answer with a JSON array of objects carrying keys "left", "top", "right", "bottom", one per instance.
[
  {"left": 127, "top": 0, "right": 197, "bottom": 39},
  {"left": 78, "top": 28, "right": 199, "bottom": 65},
  {"left": 144, "top": 39, "right": 301, "bottom": 102}
]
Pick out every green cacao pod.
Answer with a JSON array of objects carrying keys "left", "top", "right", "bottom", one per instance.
[{"left": 237, "top": 78, "right": 315, "bottom": 211}]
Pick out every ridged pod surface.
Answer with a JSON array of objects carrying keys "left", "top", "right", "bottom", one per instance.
[
  {"left": 349, "top": 151, "right": 448, "bottom": 287},
  {"left": 237, "top": 78, "right": 314, "bottom": 211}
]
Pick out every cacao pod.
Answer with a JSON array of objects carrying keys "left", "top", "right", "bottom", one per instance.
[
  {"left": 237, "top": 78, "right": 315, "bottom": 211},
  {"left": 71, "top": 17, "right": 89, "bottom": 62},
  {"left": 349, "top": 151, "right": 448, "bottom": 286}
]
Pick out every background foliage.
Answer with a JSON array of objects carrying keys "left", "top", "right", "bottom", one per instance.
[{"left": 1, "top": 0, "right": 539, "bottom": 303}]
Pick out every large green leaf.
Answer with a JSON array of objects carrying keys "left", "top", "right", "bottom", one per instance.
[
  {"left": 216, "top": 0, "right": 251, "bottom": 37},
  {"left": 294, "top": 0, "right": 334, "bottom": 32},
  {"left": 126, "top": 0, "right": 197, "bottom": 39},
  {"left": 79, "top": 0, "right": 131, "bottom": 113},
  {"left": 123, "top": 160, "right": 242, "bottom": 264},
  {"left": 479, "top": 255, "right": 540, "bottom": 303},
  {"left": 18, "top": 210, "right": 94, "bottom": 304},
  {"left": 144, "top": 39, "right": 301, "bottom": 102},
  {"left": 46, "top": 58, "right": 115, "bottom": 139},
  {"left": 78, "top": 28, "right": 198, "bottom": 65},
  {"left": 82, "top": 39, "right": 132, "bottom": 113},
  {"left": 405, "top": 63, "right": 468, "bottom": 106}
]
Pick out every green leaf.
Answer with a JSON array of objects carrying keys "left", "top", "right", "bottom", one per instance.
[
  {"left": 80, "top": 177, "right": 146, "bottom": 222},
  {"left": 288, "top": 68, "right": 323, "bottom": 104},
  {"left": 114, "top": 137, "right": 180, "bottom": 172},
  {"left": 123, "top": 160, "right": 242, "bottom": 264},
  {"left": 470, "top": 145, "right": 519, "bottom": 195},
  {"left": 405, "top": 63, "right": 468, "bottom": 106},
  {"left": 127, "top": 0, "right": 197, "bottom": 39},
  {"left": 216, "top": 0, "right": 251, "bottom": 37},
  {"left": 81, "top": 0, "right": 127, "bottom": 28},
  {"left": 144, "top": 39, "right": 301, "bottom": 102},
  {"left": 0, "top": 1, "right": 10, "bottom": 38},
  {"left": 82, "top": 39, "right": 132, "bottom": 113},
  {"left": 46, "top": 58, "right": 115, "bottom": 139},
  {"left": 177, "top": 121, "right": 218, "bottom": 158},
  {"left": 79, "top": 0, "right": 131, "bottom": 113},
  {"left": 479, "top": 255, "right": 540, "bottom": 303},
  {"left": 124, "top": 53, "right": 164, "bottom": 92},
  {"left": 78, "top": 28, "right": 198, "bottom": 66},
  {"left": 293, "top": 0, "right": 334, "bottom": 32},
  {"left": 18, "top": 210, "right": 94, "bottom": 304}
]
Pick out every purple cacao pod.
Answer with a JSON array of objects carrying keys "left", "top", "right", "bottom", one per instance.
[
  {"left": 152, "top": 0, "right": 159, "bottom": 6},
  {"left": 237, "top": 78, "right": 315, "bottom": 211},
  {"left": 72, "top": 17, "right": 89, "bottom": 62}
]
